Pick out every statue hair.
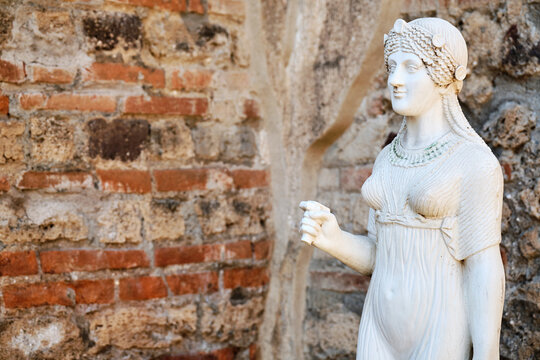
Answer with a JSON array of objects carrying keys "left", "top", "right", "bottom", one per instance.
[{"left": 387, "top": 18, "right": 488, "bottom": 147}]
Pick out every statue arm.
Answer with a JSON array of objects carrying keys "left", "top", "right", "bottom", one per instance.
[
  {"left": 299, "top": 201, "right": 376, "bottom": 275},
  {"left": 464, "top": 245, "right": 505, "bottom": 360},
  {"left": 314, "top": 228, "right": 376, "bottom": 275}
]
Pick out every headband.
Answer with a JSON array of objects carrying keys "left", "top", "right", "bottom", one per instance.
[{"left": 384, "top": 19, "right": 466, "bottom": 86}]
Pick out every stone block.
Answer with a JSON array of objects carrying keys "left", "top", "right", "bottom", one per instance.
[
  {"left": 88, "top": 118, "right": 150, "bottom": 162},
  {"left": 150, "top": 119, "right": 194, "bottom": 161},
  {"left": 143, "top": 199, "right": 185, "bottom": 241},
  {"left": 88, "top": 304, "right": 196, "bottom": 350},
  {"left": 83, "top": 12, "right": 141, "bottom": 51},
  {"left": 201, "top": 295, "right": 264, "bottom": 346},
  {"left": 29, "top": 117, "right": 75, "bottom": 163},
  {"left": 0, "top": 120, "right": 24, "bottom": 164},
  {"left": 97, "top": 199, "right": 142, "bottom": 243}
]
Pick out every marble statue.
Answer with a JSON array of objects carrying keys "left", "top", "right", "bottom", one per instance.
[{"left": 299, "top": 18, "right": 505, "bottom": 360}]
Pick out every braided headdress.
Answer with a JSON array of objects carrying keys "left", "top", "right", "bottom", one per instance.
[
  {"left": 384, "top": 19, "right": 467, "bottom": 87},
  {"left": 384, "top": 18, "right": 488, "bottom": 146}
]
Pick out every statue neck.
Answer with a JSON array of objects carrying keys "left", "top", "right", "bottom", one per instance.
[{"left": 402, "top": 97, "right": 450, "bottom": 149}]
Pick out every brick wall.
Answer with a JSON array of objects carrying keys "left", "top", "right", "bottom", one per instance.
[{"left": 0, "top": 0, "right": 272, "bottom": 358}]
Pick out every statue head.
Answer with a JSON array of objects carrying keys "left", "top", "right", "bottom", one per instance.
[
  {"left": 383, "top": 18, "right": 486, "bottom": 145},
  {"left": 384, "top": 18, "right": 468, "bottom": 92}
]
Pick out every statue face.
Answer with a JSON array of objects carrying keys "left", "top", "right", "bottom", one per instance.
[{"left": 387, "top": 51, "right": 441, "bottom": 117}]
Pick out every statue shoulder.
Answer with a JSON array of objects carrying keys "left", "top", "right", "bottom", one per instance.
[{"left": 455, "top": 141, "right": 502, "bottom": 187}]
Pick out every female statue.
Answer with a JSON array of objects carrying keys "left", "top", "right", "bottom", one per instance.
[{"left": 300, "top": 18, "right": 505, "bottom": 360}]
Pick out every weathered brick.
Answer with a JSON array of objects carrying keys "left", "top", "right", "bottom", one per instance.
[
  {"left": 340, "top": 166, "right": 372, "bottom": 192},
  {"left": 3, "top": 279, "right": 115, "bottom": 308},
  {"left": 85, "top": 63, "right": 165, "bottom": 88},
  {"left": 19, "top": 93, "right": 46, "bottom": 110},
  {"left": 97, "top": 169, "right": 151, "bottom": 194},
  {"left": 243, "top": 99, "right": 260, "bottom": 120},
  {"left": 16, "top": 171, "right": 93, "bottom": 192},
  {"left": 0, "top": 60, "right": 25, "bottom": 83},
  {"left": 154, "top": 168, "right": 208, "bottom": 192},
  {"left": 3, "top": 282, "right": 73, "bottom": 308},
  {"left": 231, "top": 169, "right": 269, "bottom": 189},
  {"left": 119, "top": 276, "right": 168, "bottom": 301},
  {"left": 170, "top": 69, "right": 213, "bottom": 91},
  {"left": 224, "top": 240, "right": 252, "bottom": 260},
  {"left": 188, "top": 0, "right": 205, "bottom": 14},
  {"left": 41, "top": 249, "right": 150, "bottom": 274},
  {"left": 32, "top": 66, "right": 75, "bottom": 84},
  {"left": 166, "top": 272, "right": 219, "bottom": 295},
  {"left": 0, "top": 176, "right": 9, "bottom": 192},
  {"left": 0, "top": 251, "right": 38, "bottom": 276},
  {"left": 155, "top": 244, "right": 220, "bottom": 267},
  {"left": 73, "top": 279, "right": 114, "bottom": 304},
  {"left": 253, "top": 240, "right": 272, "bottom": 260},
  {"left": 20, "top": 93, "right": 116, "bottom": 112},
  {"left": 157, "top": 347, "right": 235, "bottom": 360},
  {"left": 124, "top": 96, "right": 208, "bottom": 116},
  {"left": 88, "top": 118, "right": 150, "bottom": 162},
  {"left": 223, "top": 267, "right": 269, "bottom": 288},
  {"left": 83, "top": 13, "right": 142, "bottom": 51},
  {"left": 47, "top": 94, "right": 117, "bottom": 112},
  {"left": 0, "top": 94, "right": 8, "bottom": 115},
  {"left": 116, "top": 0, "right": 187, "bottom": 11},
  {"left": 208, "top": 0, "right": 245, "bottom": 20},
  {"left": 310, "top": 271, "right": 370, "bottom": 292}
]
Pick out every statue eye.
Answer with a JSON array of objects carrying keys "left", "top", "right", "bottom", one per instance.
[
  {"left": 388, "top": 64, "right": 396, "bottom": 73},
  {"left": 407, "top": 65, "right": 419, "bottom": 72}
]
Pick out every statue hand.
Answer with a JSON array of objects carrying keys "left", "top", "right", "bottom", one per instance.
[{"left": 299, "top": 200, "right": 341, "bottom": 247}]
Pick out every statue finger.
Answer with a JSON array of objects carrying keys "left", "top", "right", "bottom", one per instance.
[
  {"left": 301, "top": 217, "right": 320, "bottom": 229},
  {"left": 301, "top": 233, "right": 315, "bottom": 245},
  {"left": 306, "top": 210, "right": 333, "bottom": 223},
  {"left": 301, "top": 224, "right": 319, "bottom": 237},
  {"left": 299, "top": 200, "right": 330, "bottom": 212}
]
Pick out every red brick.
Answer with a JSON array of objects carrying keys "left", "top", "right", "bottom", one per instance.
[
  {"left": 124, "top": 96, "right": 207, "bottom": 116},
  {"left": 85, "top": 63, "right": 165, "bottom": 88},
  {"left": 46, "top": 94, "right": 117, "bottom": 112},
  {"left": 2, "top": 279, "right": 115, "bottom": 308},
  {"left": 243, "top": 99, "right": 260, "bottom": 119},
  {"left": 0, "top": 176, "right": 9, "bottom": 192},
  {"left": 116, "top": 0, "right": 187, "bottom": 11},
  {"left": 154, "top": 168, "right": 208, "bottom": 192},
  {"left": 19, "top": 93, "right": 46, "bottom": 110},
  {"left": 340, "top": 166, "right": 372, "bottom": 192},
  {"left": 253, "top": 240, "right": 272, "bottom": 260},
  {"left": 159, "top": 348, "right": 235, "bottom": 360},
  {"left": 249, "top": 344, "right": 257, "bottom": 360},
  {"left": 73, "top": 279, "right": 114, "bottom": 304},
  {"left": 188, "top": 0, "right": 205, "bottom": 13},
  {"left": 231, "top": 169, "right": 269, "bottom": 189},
  {"left": 155, "top": 244, "right": 220, "bottom": 267},
  {"left": 0, "top": 60, "right": 25, "bottom": 83},
  {"left": 32, "top": 66, "right": 75, "bottom": 84},
  {"left": 223, "top": 267, "right": 269, "bottom": 288},
  {"left": 97, "top": 169, "right": 151, "bottom": 194},
  {"left": 0, "top": 94, "right": 8, "bottom": 115},
  {"left": 16, "top": 171, "right": 93, "bottom": 192},
  {"left": 166, "top": 272, "right": 218, "bottom": 295},
  {"left": 41, "top": 249, "right": 149, "bottom": 274},
  {"left": 310, "top": 271, "right": 370, "bottom": 292},
  {"left": 501, "top": 163, "right": 512, "bottom": 181},
  {"left": 3, "top": 282, "right": 74, "bottom": 308},
  {"left": 224, "top": 240, "right": 252, "bottom": 260},
  {"left": 0, "top": 251, "right": 38, "bottom": 276},
  {"left": 170, "top": 69, "right": 213, "bottom": 91},
  {"left": 119, "top": 276, "right": 167, "bottom": 301}
]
